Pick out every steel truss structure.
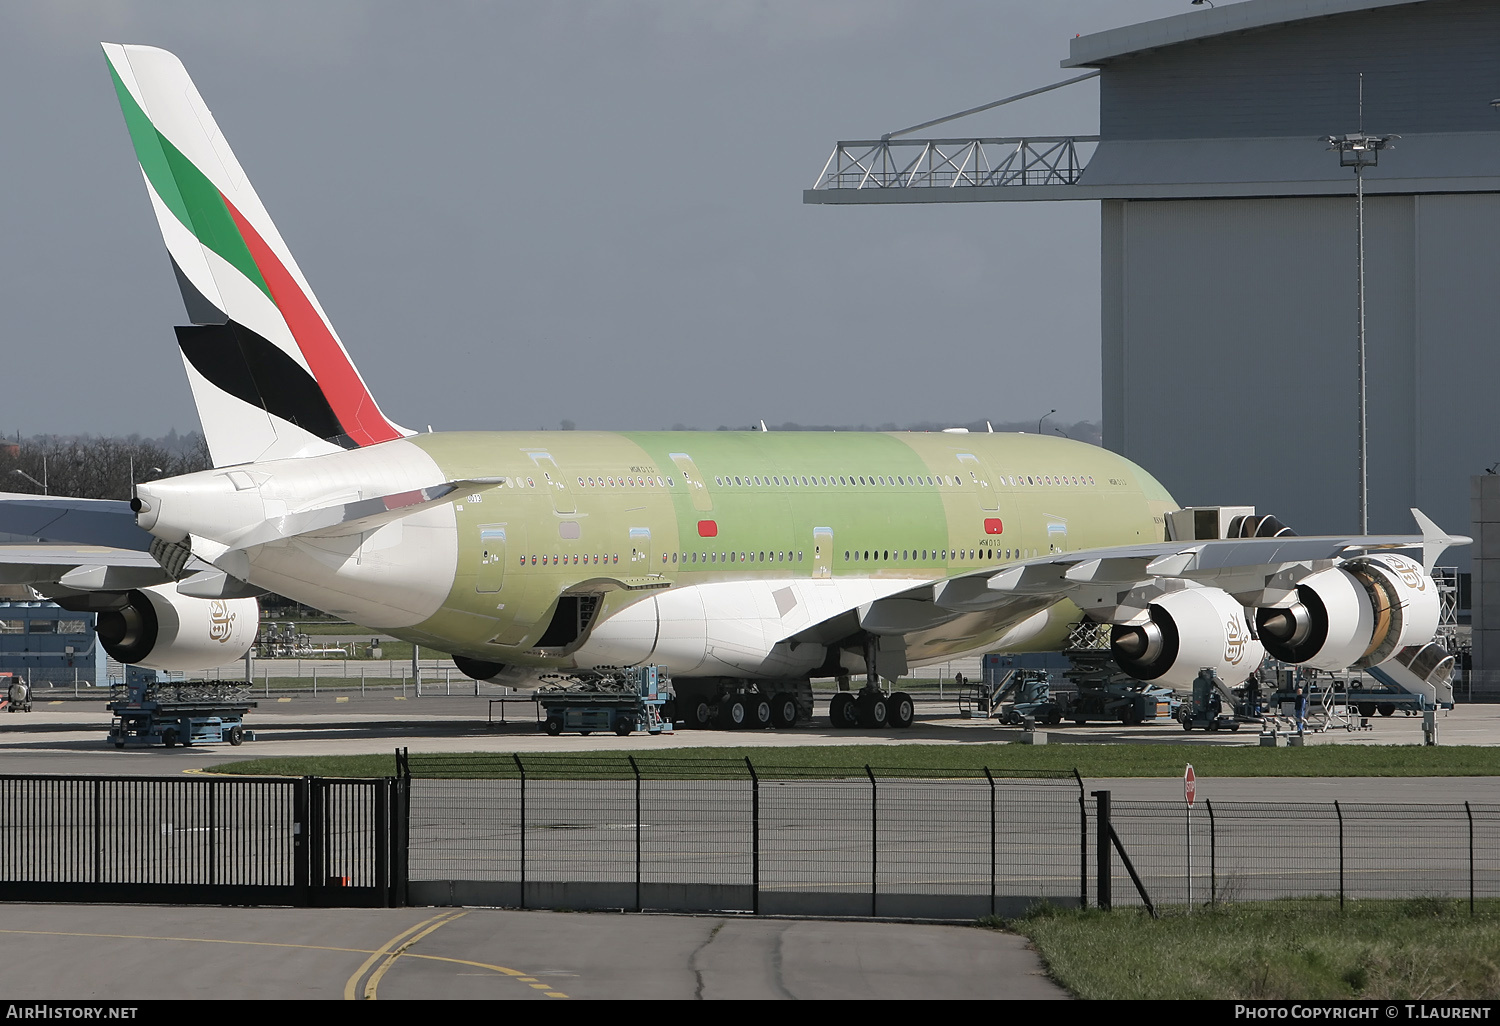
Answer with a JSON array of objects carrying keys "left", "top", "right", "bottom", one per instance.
[{"left": 808, "top": 136, "right": 1097, "bottom": 199}]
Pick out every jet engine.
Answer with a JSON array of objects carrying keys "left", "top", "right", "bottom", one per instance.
[
  {"left": 1254, "top": 554, "right": 1439, "bottom": 672},
  {"left": 1110, "top": 586, "right": 1264, "bottom": 689},
  {"left": 95, "top": 585, "right": 257, "bottom": 671}
]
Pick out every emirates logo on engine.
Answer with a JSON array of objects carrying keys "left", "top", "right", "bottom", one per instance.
[
  {"left": 1224, "top": 616, "right": 1248, "bottom": 665},
  {"left": 1392, "top": 558, "right": 1426, "bottom": 591},
  {"left": 208, "top": 600, "right": 236, "bottom": 644}
]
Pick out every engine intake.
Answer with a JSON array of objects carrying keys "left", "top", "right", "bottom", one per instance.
[
  {"left": 96, "top": 585, "right": 257, "bottom": 671},
  {"left": 1110, "top": 587, "right": 1264, "bottom": 689},
  {"left": 1255, "top": 554, "right": 1439, "bottom": 671}
]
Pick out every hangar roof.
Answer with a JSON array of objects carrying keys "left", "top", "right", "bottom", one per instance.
[{"left": 1063, "top": 0, "right": 1427, "bottom": 68}]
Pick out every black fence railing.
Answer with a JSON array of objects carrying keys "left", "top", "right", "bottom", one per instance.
[
  {"left": 400, "top": 753, "right": 1086, "bottom": 918},
  {"left": 0, "top": 774, "right": 406, "bottom": 907},
  {"left": 1094, "top": 796, "right": 1500, "bottom": 914},
  {"left": 6, "top": 764, "right": 1500, "bottom": 918}
]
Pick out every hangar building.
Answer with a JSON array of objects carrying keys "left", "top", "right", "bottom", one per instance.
[{"left": 809, "top": 0, "right": 1500, "bottom": 692}]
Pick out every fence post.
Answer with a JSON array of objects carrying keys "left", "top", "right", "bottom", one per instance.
[
  {"left": 208, "top": 778, "right": 218, "bottom": 887},
  {"left": 1093, "top": 790, "right": 1112, "bottom": 911},
  {"left": 1074, "top": 770, "right": 1087, "bottom": 909},
  {"left": 375, "top": 777, "right": 389, "bottom": 906},
  {"left": 865, "top": 764, "right": 878, "bottom": 917},
  {"left": 1206, "top": 798, "right": 1216, "bottom": 906},
  {"left": 984, "top": 767, "right": 996, "bottom": 917},
  {"left": 1466, "top": 801, "right": 1475, "bottom": 917},
  {"left": 1335, "top": 800, "right": 1345, "bottom": 910},
  {"left": 513, "top": 754, "right": 526, "bottom": 909},
  {"left": 628, "top": 755, "right": 642, "bottom": 912},
  {"left": 745, "top": 756, "right": 760, "bottom": 915},
  {"left": 91, "top": 780, "right": 102, "bottom": 882},
  {"left": 293, "top": 777, "right": 311, "bottom": 901}
]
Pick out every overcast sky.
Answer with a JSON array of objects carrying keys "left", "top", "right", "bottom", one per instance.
[{"left": 0, "top": 1, "right": 1197, "bottom": 437}]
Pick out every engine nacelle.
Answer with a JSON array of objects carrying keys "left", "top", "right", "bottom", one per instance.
[
  {"left": 1110, "top": 587, "right": 1264, "bottom": 690},
  {"left": 1254, "top": 554, "right": 1439, "bottom": 671},
  {"left": 96, "top": 585, "right": 257, "bottom": 671}
]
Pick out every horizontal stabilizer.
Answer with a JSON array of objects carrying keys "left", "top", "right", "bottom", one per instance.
[
  {"left": 232, "top": 478, "right": 505, "bottom": 547},
  {"left": 0, "top": 493, "right": 153, "bottom": 550}
]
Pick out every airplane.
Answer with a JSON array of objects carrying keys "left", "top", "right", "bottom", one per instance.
[{"left": 0, "top": 43, "right": 1468, "bottom": 731}]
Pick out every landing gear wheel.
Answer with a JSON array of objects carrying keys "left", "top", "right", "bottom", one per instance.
[
  {"left": 829, "top": 692, "right": 857, "bottom": 729},
  {"left": 1357, "top": 703, "right": 1376, "bottom": 718},
  {"left": 720, "top": 697, "right": 748, "bottom": 730},
  {"left": 771, "top": 693, "right": 799, "bottom": 729},
  {"left": 748, "top": 696, "right": 773, "bottom": 729},
  {"left": 544, "top": 717, "right": 563, "bottom": 736},
  {"left": 1378, "top": 703, "right": 1396, "bottom": 717},
  {"left": 888, "top": 692, "right": 914, "bottom": 729},
  {"left": 228, "top": 725, "right": 244, "bottom": 747},
  {"left": 689, "top": 700, "right": 714, "bottom": 730},
  {"left": 856, "top": 693, "right": 888, "bottom": 728},
  {"left": 614, "top": 717, "right": 633, "bottom": 737}
]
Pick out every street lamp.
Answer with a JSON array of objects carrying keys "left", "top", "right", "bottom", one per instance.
[
  {"left": 12, "top": 468, "right": 45, "bottom": 495},
  {"left": 1038, "top": 409, "right": 1056, "bottom": 435},
  {"left": 1324, "top": 75, "right": 1396, "bottom": 535}
]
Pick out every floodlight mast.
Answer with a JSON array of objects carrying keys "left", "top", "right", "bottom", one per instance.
[{"left": 1324, "top": 74, "right": 1397, "bottom": 536}]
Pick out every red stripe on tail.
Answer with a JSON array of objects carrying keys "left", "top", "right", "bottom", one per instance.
[{"left": 221, "top": 194, "right": 401, "bottom": 447}]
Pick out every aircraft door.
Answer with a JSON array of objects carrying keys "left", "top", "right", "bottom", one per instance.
[
  {"left": 813, "top": 527, "right": 833, "bottom": 579},
  {"left": 669, "top": 453, "right": 714, "bottom": 512},
  {"left": 478, "top": 524, "right": 509, "bottom": 594},
  {"left": 526, "top": 451, "right": 577, "bottom": 515},
  {"left": 629, "top": 527, "right": 652, "bottom": 569},
  {"left": 958, "top": 453, "right": 1000, "bottom": 512}
]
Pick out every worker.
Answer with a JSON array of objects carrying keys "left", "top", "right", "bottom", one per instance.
[{"left": 1295, "top": 682, "right": 1307, "bottom": 734}]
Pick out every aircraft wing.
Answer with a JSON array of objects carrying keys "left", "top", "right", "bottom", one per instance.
[{"left": 790, "top": 508, "right": 1468, "bottom": 647}]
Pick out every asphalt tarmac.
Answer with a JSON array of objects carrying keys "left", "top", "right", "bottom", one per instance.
[{"left": 2, "top": 691, "right": 1497, "bottom": 1001}]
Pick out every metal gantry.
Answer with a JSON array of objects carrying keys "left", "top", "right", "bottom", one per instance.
[{"left": 809, "top": 135, "right": 1097, "bottom": 197}]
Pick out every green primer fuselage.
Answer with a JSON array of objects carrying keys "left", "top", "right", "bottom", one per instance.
[{"left": 402, "top": 429, "right": 1177, "bottom": 670}]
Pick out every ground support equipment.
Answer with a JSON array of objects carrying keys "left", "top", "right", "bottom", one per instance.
[
  {"left": 1056, "top": 645, "right": 1180, "bottom": 726},
  {"left": 535, "top": 665, "right": 675, "bottom": 737},
  {"left": 106, "top": 680, "right": 257, "bottom": 749}
]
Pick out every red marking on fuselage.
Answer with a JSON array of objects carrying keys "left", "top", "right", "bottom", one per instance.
[
  {"left": 984, "top": 518, "right": 1004, "bottom": 535},
  {"left": 698, "top": 520, "right": 718, "bottom": 538},
  {"left": 220, "top": 193, "right": 401, "bottom": 447}
]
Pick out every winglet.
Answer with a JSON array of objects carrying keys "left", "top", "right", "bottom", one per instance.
[{"left": 1411, "top": 508, "right": 1469, "bottom": 572}]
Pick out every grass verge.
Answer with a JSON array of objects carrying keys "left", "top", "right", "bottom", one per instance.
[
  {"left": 1000, "top": 898, "right": 1500, "bottom": 999},
  {"left": 207, "top": 742, "right": 1500, "bottom": 779}
]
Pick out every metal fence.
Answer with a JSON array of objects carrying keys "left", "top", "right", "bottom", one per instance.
[
  {"left": 1097, "top": 796, "right": 1500, "bottom": 913},
  {"left": 0, "top": 774, "right": 405, "bottom": 907},
  {"left": 401, "top": 753, "right": 1086, "bottom": 918},
  {"left": 7, "top": 762, "right": 1500, "bottom": 917}
]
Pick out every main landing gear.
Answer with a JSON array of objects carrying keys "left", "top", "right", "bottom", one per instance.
[{"left": 828, "top": 637, "right": 915, "bottom": 730}]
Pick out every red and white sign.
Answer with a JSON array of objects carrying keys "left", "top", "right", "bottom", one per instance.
[{"left": 1184, "top": 764, "right": 1197, "bottom": 809}]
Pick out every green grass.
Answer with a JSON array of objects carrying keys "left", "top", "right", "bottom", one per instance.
[
  {"left": 207, "top": 742, "right": 1500, "bottom": 780},
  {"left": 1001, "top": 898, "right": 1500, "bottom": 999}
]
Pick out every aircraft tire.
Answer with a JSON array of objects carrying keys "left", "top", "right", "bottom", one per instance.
[
  {"left": 888, "top": 692, "right": 914, "bottom": 729},
  {"left": 771, "top": 693, "right": 799, "bottom": 729},
  {"left": 748, "top": 696, "right": 773, "bottom": 729},
  {"left": 828, "top": 692, "right": 855, "bottom": 729},
  {"left": 720, "top": 698, "right": 748, "bottom": 729},
  {"left": 1378, "top": 703, "right": 1396, "bottom": 717},
  {"left": 688, "top": 700, "right": 714, "bottom": 730},
  {"left": 856, "top": 693, "right": 888, "bottom": 729}
]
